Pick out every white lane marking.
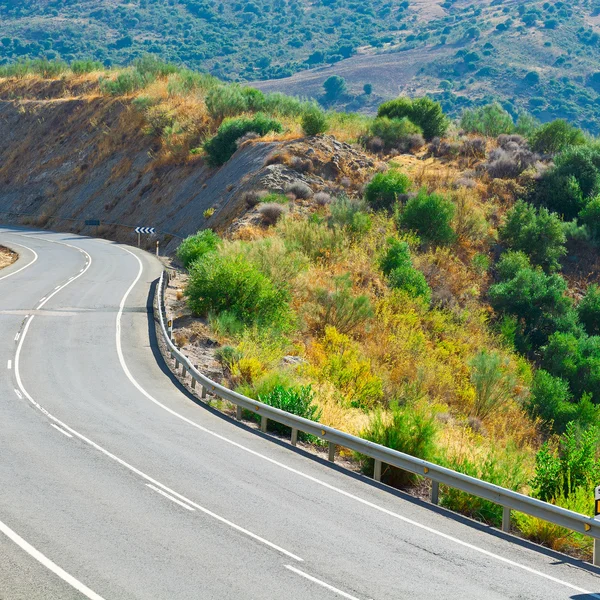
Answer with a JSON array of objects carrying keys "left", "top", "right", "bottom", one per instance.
[
  {"left": 14, "top": 389, "right": 22, "bottom": 399},
  {"left": 51, "top": 423, "right": 73, "bottom": 438},
  {"left": 285, "top": 565, "right": 363, "bottom": 600},
  {"left": 0, "top": 519, "right": 106, "bottom": 600},
  {"left": 7, "top": 360, "right": 12, "bottom": 370},
  {"left": 110, "top": 245, "right": 600, "bottom": 599},
  {"left": 146, "top": 484, "right": 195, "bottom": 511},
  {"left": 55, "top": 286, "right": 60, "bottom": 291},
  {"left": 0, "top": 242, "right": 38, "bottom": 282},
  {"left": 39, "top": 297, "right": 46, "bottom": 303},
  {"left": 14, "top": 332, "right": 19, "bottom": 341},
  {"left": 15, "top": 306, "right": 303, "bottom": 563}
]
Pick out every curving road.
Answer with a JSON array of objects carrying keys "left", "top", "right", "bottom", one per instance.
[{"left": 0, "top": 226, "right": 599, "bottom": 600}]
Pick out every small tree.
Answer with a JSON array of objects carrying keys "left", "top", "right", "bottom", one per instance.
[
  {"left": 364, "top": 170, "right": 411, "bottom": 211},
  {"left": 530, "top": 119, "right": 586, "bottom": 154},
  {"left": 579, "top": 195, "right": 600, "bottom": 240},
  {"left": 363, "top": 83, "right": 373, "bottom": 95},
  {"left": 301, "top": 106, "right": 328, "bottom": 135},
  {"left": 398, "top": 189, "right": 456, "bottom": 245},
  {"left": 176, "top": 230, "right": 221, "bottom": 267},
  {"left": 578, "top": 284, "right": 600, "bottom": 336},
  {"left": 377, "top": 96, "right": 448, "bottom": 140},
  {"left": 460, "top": 102, "right": 514, "bottom": 137},
  {"left": 323, "top": 75, "right": 347, "bottom": 101}
]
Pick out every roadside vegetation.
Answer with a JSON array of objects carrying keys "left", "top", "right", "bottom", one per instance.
[{"left": 5, "top": 59, "right": 600, "bottom": 560}]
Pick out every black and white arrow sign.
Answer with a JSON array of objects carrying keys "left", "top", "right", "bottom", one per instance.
[{"left": 135, "top": 227, "right": 156, "bottom": 234}]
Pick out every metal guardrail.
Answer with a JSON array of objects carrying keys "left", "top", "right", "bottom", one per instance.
[{"left": 156, "top": 270, "right": 600, "bottom": 557}]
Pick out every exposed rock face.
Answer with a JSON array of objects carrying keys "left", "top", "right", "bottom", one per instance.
[{"left": 0, "top": 85, "right": 377, "bottom": 253}]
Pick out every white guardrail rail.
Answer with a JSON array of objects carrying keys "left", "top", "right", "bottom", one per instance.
[{"left": 157, "top": 270, "right": 600, "bottom": 562}]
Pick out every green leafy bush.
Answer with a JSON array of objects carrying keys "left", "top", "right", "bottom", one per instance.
[
  {"left": 499, "top": 201, "right": 567, "bottom": 272},
  {"left": 377, "top": 96, "right": 448, "bottom": 140},
  {"left": 579, "top": 195, "right": 600, "bottom": 240},
  {"left": 368, "top": 117, "right": 422, "bottom": 149},
  {"left": 469, "top": 350, "right": 516, "bottom": 419},
  {"left": 100, "top": 70, "right": 153, "bottom": 95},
  {"left": 398, "top": 189, "right": 456, "bottom": 245},
  {"left": 204, "top": 113, "right": 283, "bottom": 166},
  {"left": 530, "top": 119, "right": 586, "bottom": 154},
  {"left": 205, "top": 84, "right": 248, "bottom": 120},
  {"left": 380, "top": 238, "right": 430, "bottom": 303},
  {"left": 328, "top": 196, "right": 372, "bottom": 236},
  {"left": 276, "top": 218, "right": 342, "bottom": 261},
  {"left": 578, "top": 284, "right": 600, "bottom": 336},
  {"left": 460, "top": 103, "right": 514, "bottom": 137},
  {"left": 301, "top": 106, "right": 329, "bottom": 135},
  {"left": 185, "top": 253, "right": 292, "bottom": 329},
  {"left": 360, "top": 402, "right": 438, "bottom": 487},
  {"left": 177, "top": 229, "right": 221, "bottom": 267},
  {"left": 364, "top": 170, "right": 411, "bottom": 211},
  {"left": 257, "top": 385, "right": 321, "bottom": 440},
  {"left": 70, "top": 60, "right": 103, "bottom": 74}
]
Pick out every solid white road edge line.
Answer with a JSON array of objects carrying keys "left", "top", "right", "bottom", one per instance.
[
  {"left": 0, "top": 242, "right": 38, "bottom": 282},
  {"left": 113, "top": 245, "right": 600, "bottom": 599},
  {"left": 285, "top": 565, "right": 364, "bottom": 600},
  {"left": 0, "top": 519, "right": 106, "bottom": 600},
  {"left": 51, "top": 423, "right": 73, "bottom": 438},
  {"left": 146, "top": 484, "right": 195, "bottom": 511}
]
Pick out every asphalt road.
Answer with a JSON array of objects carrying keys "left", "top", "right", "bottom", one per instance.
[{"left": 1, "top": 226, "right": 600, "bottom": 600}]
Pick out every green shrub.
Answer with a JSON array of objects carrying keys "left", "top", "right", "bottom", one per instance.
[
  {"left": 542, "top": 333, "right": 600, "bottom": 401},
  {"left": 377, "top": 96, "right": 448, "bottom": 140},
  {"left": 205, "top": 84, "right": 249, "bottom": 120},
  {"left": 398, "top": 189, "right": 456, "bottom": 245},
  {"left": 100, "top": 70, "right": 153, "bottom": 95},
  {"left": 380, "top": 238, "right": 430, "bottom": 303},
  {"left": 360, "top": 402, "right": 438, "bottom": 487},
  {"left": 301, "top": 106, "right": 329, "bottom": 135},
  {"left": 532, "top": 423, "right": 600, "bottom": 501},
  {"left": 185, "top": 253, "right": 292, "bottom": 329},
  {"left": 133, "top": 55, "right": 179, "bottom": 78},
  {"left": 257, "top": 385, "right": 321, "bottom": 440},
  {"left": 490, "top": 254, "right": 578, "bottom": 352},
  {"left": 311, "top": 274, "right": 373, "bottom": 335},
  {"left": 368, "top": 116, "right": 422, "bottom": 149},
  {"left": 70, "top": 60, "right": 103, "bottom": 74},
  {"left": 176, "top": 229, "right": 221, "bottom": 268},
  {"left": 579, "top": 195, "right": 600, "bottom": 240},
  {"left": 469, "top": 349, "right": 516, "bottom": 419},
  {"left": 364, "top": 170, "right": 411, "bottom": 211},
  {"left": 530, "top": 119, "right": 586, "bottom": 154},
  {"left": 499, "top": 201, "right": 566, "bottom": 272},
  {"left": 460, "top": 103, "right": 514, "bottom": 137},
  {"left": 276, "top": 218, "right": 343, "bottom": 261},
  {"left": 526, "top": 369, "right": 597, "bottom": 434},
  {"left": 323, "top": 75, "right": 347, "bottom": 101},
  {"left": 328, "top": 195, "right": 371, "bottom": 236},
  {"left": 578, "top": 284, "right": 600, "bottom": 336},
  {"left": 204, "top": 113, "right": 283, "bottom": 166},
  {"left": 29, "top": 58, "right": 68, "bottom": 78}
]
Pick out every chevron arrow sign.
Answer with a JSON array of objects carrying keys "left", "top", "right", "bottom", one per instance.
[{"left": 135, "top": 227, "right": 156, "bottom": 234}]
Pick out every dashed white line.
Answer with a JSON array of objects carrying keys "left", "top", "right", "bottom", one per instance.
[
  {"left": 14, "top": 332, "right": 19, "bottom": 341},
  {"left": 39, "top": 297, "right": 47, "bottom": 303},
  {"left": 14, "top": 389, "right": 22, "bottom": 400},
  {"left": 0, "top": 519, "right": 106, "bottom": 600},
  {"left": 51, "top": 423, "right": 73, "bottom": 438},
  {"left": 7, "top": 360, "right": 12, "bottom": 370},
  {"left": 146, "top": 484, "right": 194, "bottom": 511},
  {"left": 285, "top": 565, "right": 363, "bottom": 600}
]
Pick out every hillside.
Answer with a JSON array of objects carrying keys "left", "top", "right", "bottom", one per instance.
[{"left": 4, "top": 0, "right": 600, "bottom": 131}]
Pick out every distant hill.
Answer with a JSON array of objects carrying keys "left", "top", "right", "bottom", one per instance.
[{"left": 3, "top": 0, "right": 600, "bottom": 131}]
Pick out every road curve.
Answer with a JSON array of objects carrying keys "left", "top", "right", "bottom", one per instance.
[{"left": 1, "top": 226, "right": 599, "bottom": 600}]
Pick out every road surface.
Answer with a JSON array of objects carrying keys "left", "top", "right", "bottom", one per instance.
[{"left": 0, "top": 226, "right": 599, "bottom": 600}]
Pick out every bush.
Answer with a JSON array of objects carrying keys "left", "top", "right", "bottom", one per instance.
[
  {"left": 176, "top": 229, "right": 221, "bottom": 268},
  {"left": 499, "top": 201, "right": 567, "bottom": 272},
  {"left": 485, "top": 144, "right": 537, "bottom": 179},
  {"left": 360, "top": 402, "right": 438, "bottom": 487},
  {"left": 579, "top": 195, "right": 600, "bottom": 240},
  {"left": 460, "top": 103, "right": 514, "bottom": 137},
  {"left": 310, "top": 274, "right": 373, "bottom": 335},
  {"left": 364, "top": 170, "right": 411, "bottom": 211},
  {"left": 314, "top": 191, "right": 332, "bottom": 206},
  {"left": 323, "top": 75, "right": 347, "bottom": 101},
  {"left": 368, "top": 117, "right": 423, "bottom": 150},
  {"left": 578, "top": 284, "right": 600, "bottom": 336},
  {"left": 469, "top": 350, "right": 516, "bottom": 419},
  {"left": 490, "top": 254, "right": 578, "bottom": 352},
  {"left": 380, "top": 238, "right": 430, "bottom": 303},
  {"left": 185, "top": 253, "right": 292, "bottom": 329},
  {"left": 377, "top": 96, "right": 448, "bottom": 140},
  {"left": 398, "top": 189, "right": 456, "bottom": 245},
  {"left": 258, "top": 203, "right": 286, "bottom": 225},
  {"left": 205, "top": 84, "right": 248, "bottom": 120},
  {"left": 459, "top": 137, "right": 487, "bottom": 158},
  {"left": 530, "top": 119, "right": 586, "bottom": 155},
  {"left": 328, "top": 196, "right": 372, "bottom": 236},
  {"left": 71, "top": 60, "right": 103, "bottom": 74},
  {"left": 276, "top": 218, "right": 342, "bottom": 261},
  {"left": 257, "top": 385, "right": 321, "bottom": 440},
  {"left": 532, "top": 423, "right": 600, "bottom": 501},
  {"left": 285, "top": 181, "right": 313, "bottom": 199},
  {"left": 100, "top": 70, "right": 153, "bottom": 95},
  {"left": 301, "top": 106, "right": 329, "bottom": 135},
  {"left": 204, "top": 113, "right": 283, "bottom": 166}
]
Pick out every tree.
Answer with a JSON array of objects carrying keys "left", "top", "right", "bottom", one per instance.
[
  {"left": 363, "top": 83, "right": 373, "bottom": 96},
  {"left": 499, "top": 201, "right": 567, "bottom": 272},
  {"left": 578, "top": 284, "right": 600, "bottom": 336},
  {"left": 460, "top": 102, "right": 514, "bottom": 137},
  {"left": 377, "top": 96, "right": 448, "bottom": 140},
  {"left": 301, "top": 106, "right": 328, "bottom": 135},
  {"left": 530, "top": 119, "right": 586, "bottom": 154},
  {"left": 323, "top": 75, "right": 347, "bottom": 101}
]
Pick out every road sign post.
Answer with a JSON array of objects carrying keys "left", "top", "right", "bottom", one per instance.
[
  {"left": 594, "top": 485, "right": 600, "bottom": 565},
  {"left": 135, "top": 226, "right": 156, "bottom": 248}
]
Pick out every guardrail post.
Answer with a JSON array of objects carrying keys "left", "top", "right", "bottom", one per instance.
[
  {"left": 431, "top": 480, "right": 439, "bottom": 505},
  {"left": 261, "top": 416, "right": 268, "bottom": 433},
  {"left": 175, "top": 357, "right": 179, "bottom": 369},
  {"left": 201, "top": 386, "right": 207, "bottom": 399},
  {"left": 502, "top": 506, "right": 511, "bottom": 532},
  {"left": 181, "top": 365, "right": 187, "bottom": 378},
  {"left": 236, "top": 405, "right": 242, "bottom": 421},
  {"left": 374, "top": 460, "right": 382, "bottom": 482},
  {"left": 594, "top": 540, "right": 600, "bottom": 566},
  {"left": 328, "top": 442, "right": 335, "bottom": 462},
  {"left": 191, "top": 377, "right": 196, "bottom": 390},
  {"left": 291, "top": 428, "right": 298, "bottom": 446}
]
